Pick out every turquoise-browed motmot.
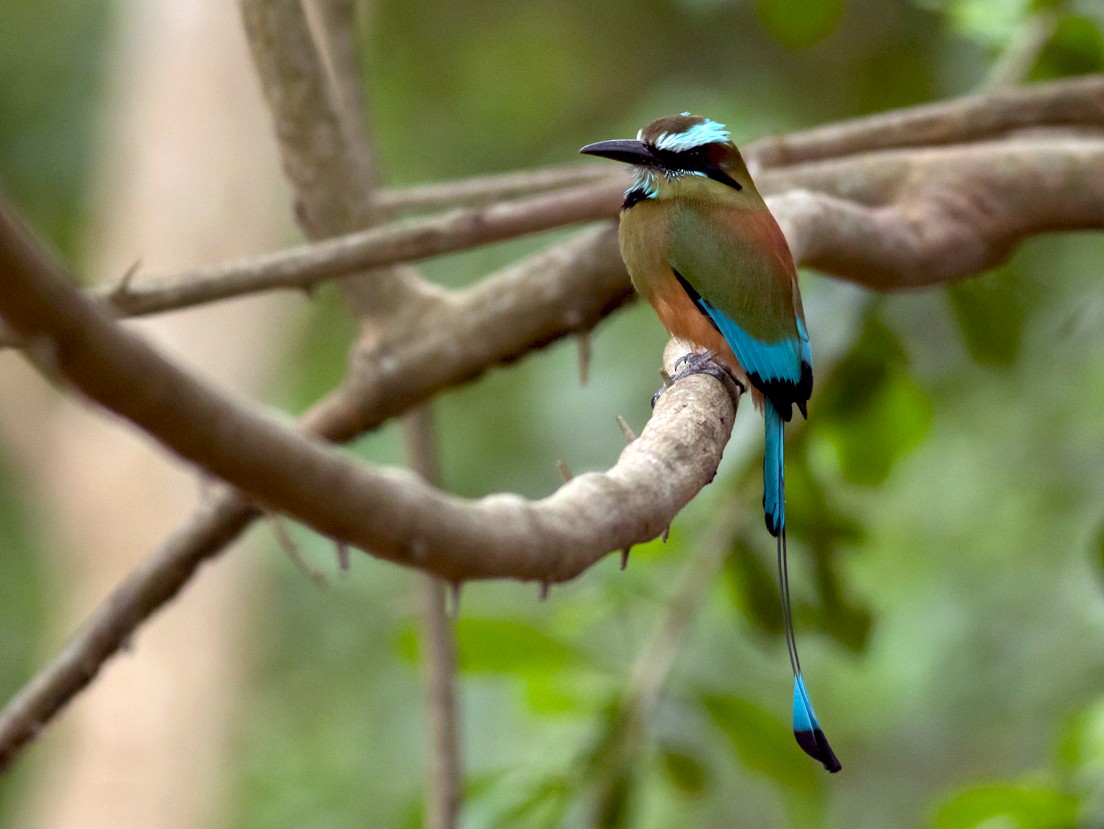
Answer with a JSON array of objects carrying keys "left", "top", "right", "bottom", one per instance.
[{"left": 581, "top": 114, "right": 840, "bottom": 773}]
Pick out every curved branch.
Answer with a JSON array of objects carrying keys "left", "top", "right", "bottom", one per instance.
[
  {"left": 0, "top": 204, "right": 733, "bottom": 585},
  {"left": 0, "top": 221, "right": 635, "bottom": 772},
  {"left": 0, "top": 77, "right": 1094, "bottom": 345},
  {"left": 2, "top": 82, "right": 1104, "bottom": 775},
  {"left": 770, "top": 138, "right": 1104, "bottom": 288},
  {"left": 0, "top": 493, "right": 258, "bottom": 772}
]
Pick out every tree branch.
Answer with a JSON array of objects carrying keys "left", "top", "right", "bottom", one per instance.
[
  {"left": 0, "top": 491, "right": 258, "bottom": 772},
  {"left": 403, "top": 407, "right": 462, "bottom": 829},
  {"left": 0, "top": 77, "right": 1095, "bottom": 347},
  {"left": 0, "top": 218, "right": 633, "bottom": 773},
  {"left": 2, "top": 79, "right": 1103, "bottom": 776},
  {"left": 582, "top": 509, "right": 743, "bottom": 824},
  {"left": 105, "top": 183, "right": 620, "bottom": 318},
  {"left": 372, "top": 164, "right": 618, "bottom": 215},
  {"left": 748, "top": 74, "right": 1104, "bottom": 167},
  {"left": 0, "top": 203, "right": 734, "bottom": 586},
  {"left": 769, "top": 137, "right": 1104, "bottom": 288}
]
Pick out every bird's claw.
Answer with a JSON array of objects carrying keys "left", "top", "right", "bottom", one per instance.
[{"left": 652, "top": 351, "right": 744, "bottom": 408}]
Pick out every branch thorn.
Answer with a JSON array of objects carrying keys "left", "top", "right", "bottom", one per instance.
[
  {"left": 446, "top": 581, "right": 462, "bottom": 619},
  {"left": 577, "top": 332, "right": 591, "bottom": 385},
  {"left": 615, "top": 415, "right": 637, "bottom": 444},
  {"left": 109, "top": 259, "right": 142, "bottom": 302},
  {"left": 267, "top": 512, "right": 328, "bottom": 588}
]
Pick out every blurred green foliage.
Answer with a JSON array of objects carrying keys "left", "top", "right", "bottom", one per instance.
[
  {"left": 2, "top": 0, "right": 1104, "bottom": 827},
  {"left": 0, "top": 0, "right": 109, "bottom": 264}
]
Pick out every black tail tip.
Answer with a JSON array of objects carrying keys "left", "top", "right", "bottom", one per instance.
[
  {"left": 795, "top": 727, "right": 842, "bottom": 774},
  {"left": 763, "top": 507, "right": 782, "bottom": 537}
]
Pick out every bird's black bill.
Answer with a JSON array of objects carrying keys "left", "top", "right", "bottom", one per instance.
[{"left": 579, "top": 138, "right": 654, "bottom": 166}]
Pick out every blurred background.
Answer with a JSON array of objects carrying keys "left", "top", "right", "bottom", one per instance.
[{"left": 1, "top": 0, "right": 1103, "bottom": 827}]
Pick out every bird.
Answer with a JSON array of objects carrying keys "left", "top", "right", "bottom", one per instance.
[{"left": 581, "top": 114, "right": 840, "bottom": 773}]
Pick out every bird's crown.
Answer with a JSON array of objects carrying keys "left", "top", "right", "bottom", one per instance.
[{"left": 638, "top": 114, "right": 732, "bottom": 154}]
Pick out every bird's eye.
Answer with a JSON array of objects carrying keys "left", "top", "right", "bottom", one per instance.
[{"left": 677, "top": 146, "right": 711, "bottom": 171}]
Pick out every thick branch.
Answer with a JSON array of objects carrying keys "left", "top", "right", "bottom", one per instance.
[
  {"left": 73, "top": 134, "right": 1104, "bottom": 319},
  {"left": 90, "top": 135, "right": 1102, "bottom": 327},
  {"left": 3, "top": 80, "right": 1103, "bottom": 775},
  {"left": 770, "top": 137, "right": 1104, "bottom": 288},
  {"left": 0, "top": 76, "right": 1093, "bottom": 343},
  {"left": 240, "top": 0, "right": 425, "bottom": 324},
  {"left": 240, "top": 0, "right": 373, "bottom": 236},
  {"left": 0, "top": 224, "right": 633, "bottom": 772},
  {"left": 0, "top": 205, "right": 733, "bottom": 586}
]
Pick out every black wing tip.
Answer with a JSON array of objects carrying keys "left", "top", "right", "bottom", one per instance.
[
  {"left": 794, "top": 728, "right": 842, "bottom": 774},
  {"left": 747, "top": 364, "right": 812, "bottom": 423}
]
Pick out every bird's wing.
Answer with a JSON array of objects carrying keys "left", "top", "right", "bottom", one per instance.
[{"left": 668, "top": 200, "right": 811, "bottom": 414}]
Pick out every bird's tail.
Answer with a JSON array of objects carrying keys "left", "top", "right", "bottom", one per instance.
[
  {"left": 764, "top": 402, "right": 841, "bottom": 773},
  {"left": 763, "top": 402, "right": 785, "bottom": 537}
]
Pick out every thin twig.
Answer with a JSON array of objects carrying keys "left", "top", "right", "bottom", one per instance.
[
  {"left": 403, "top": 407, "right": 462, "bottom": 829},
  {"left": 981, "top": 11, "right": 1061, "bottom": 92},
  {"left": 100, "top": 184, "right": 619, "bottom": 318},
  {"left": 109, "top": 259, "right": 142, "bottom": 300},
  {"left": 0, "top": 492, "right": 259, "bottom": 771},
  {"left": 372, "top": 164, "right": 617, "bottom": 215},
  {"left": 583, "top": 510, "right": 744, "bottom": 824},
  {"left": 748, "top": 74, "right": 1104, "bottom": 167},
  {"left": 576, "top": 332, "right": 591, "bottom": 385}
]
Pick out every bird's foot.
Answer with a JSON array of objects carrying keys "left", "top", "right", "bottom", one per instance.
[{"left": 651, "top": 351, "right": 745, "bottom": 408}]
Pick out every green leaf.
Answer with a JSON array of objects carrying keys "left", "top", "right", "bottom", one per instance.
[
  {"left": 658, "top": 746, "right": 710, "bottom": 795},
  {"left": 821, "top": 368, "right": 933, "bottom": 487},
  {"left": 724, "top": 537, "right": 785, "bottom": 637},
  {"left": 486, "top": 775, "right": 572, "bottom": 829},
  {"left": 1094, "top": 519, "right": 1104, "bottom": 595},
  {"left": 396, "top": 616, "right": 577, "bottom": 675},
  {"left": 757, "top": 0, "right": 844, "bottom": 48},
  {"left": 1055, "top": 698, "right": 1104, "bottom": 771},
  {"left": 947, "top": 268, "right": 1027, "bottom": 368},
  {"left": 816, "top": 313, "right": 933, "bottom": 486},
  {"left": 1032, "top": 15, "right": 1104, "bottom": 80},
  {"left": 932, "top": 782, "right": 1079, "bottom": 829},
  {"left": 944, "top": 0, "right": 1032, "bottom": 47},
  {"left": 455, "top": 617, "right": 576, "bottom": 674},
  {"left": 701, "top": 693, "right": 823, "bottom": 793}
]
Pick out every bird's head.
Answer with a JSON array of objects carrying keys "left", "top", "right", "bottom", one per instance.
[{"left": 580, "top": 114, "right": 752, "bottom": 206}]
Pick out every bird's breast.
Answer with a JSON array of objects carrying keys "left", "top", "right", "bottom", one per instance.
[{"left": 617, "top": 200, "right": 746, "bottom": 383}]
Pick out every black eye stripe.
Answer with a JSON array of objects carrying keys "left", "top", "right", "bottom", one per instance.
[{"left": 646, "top": 144, "right": 743, "bottom": 191}]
